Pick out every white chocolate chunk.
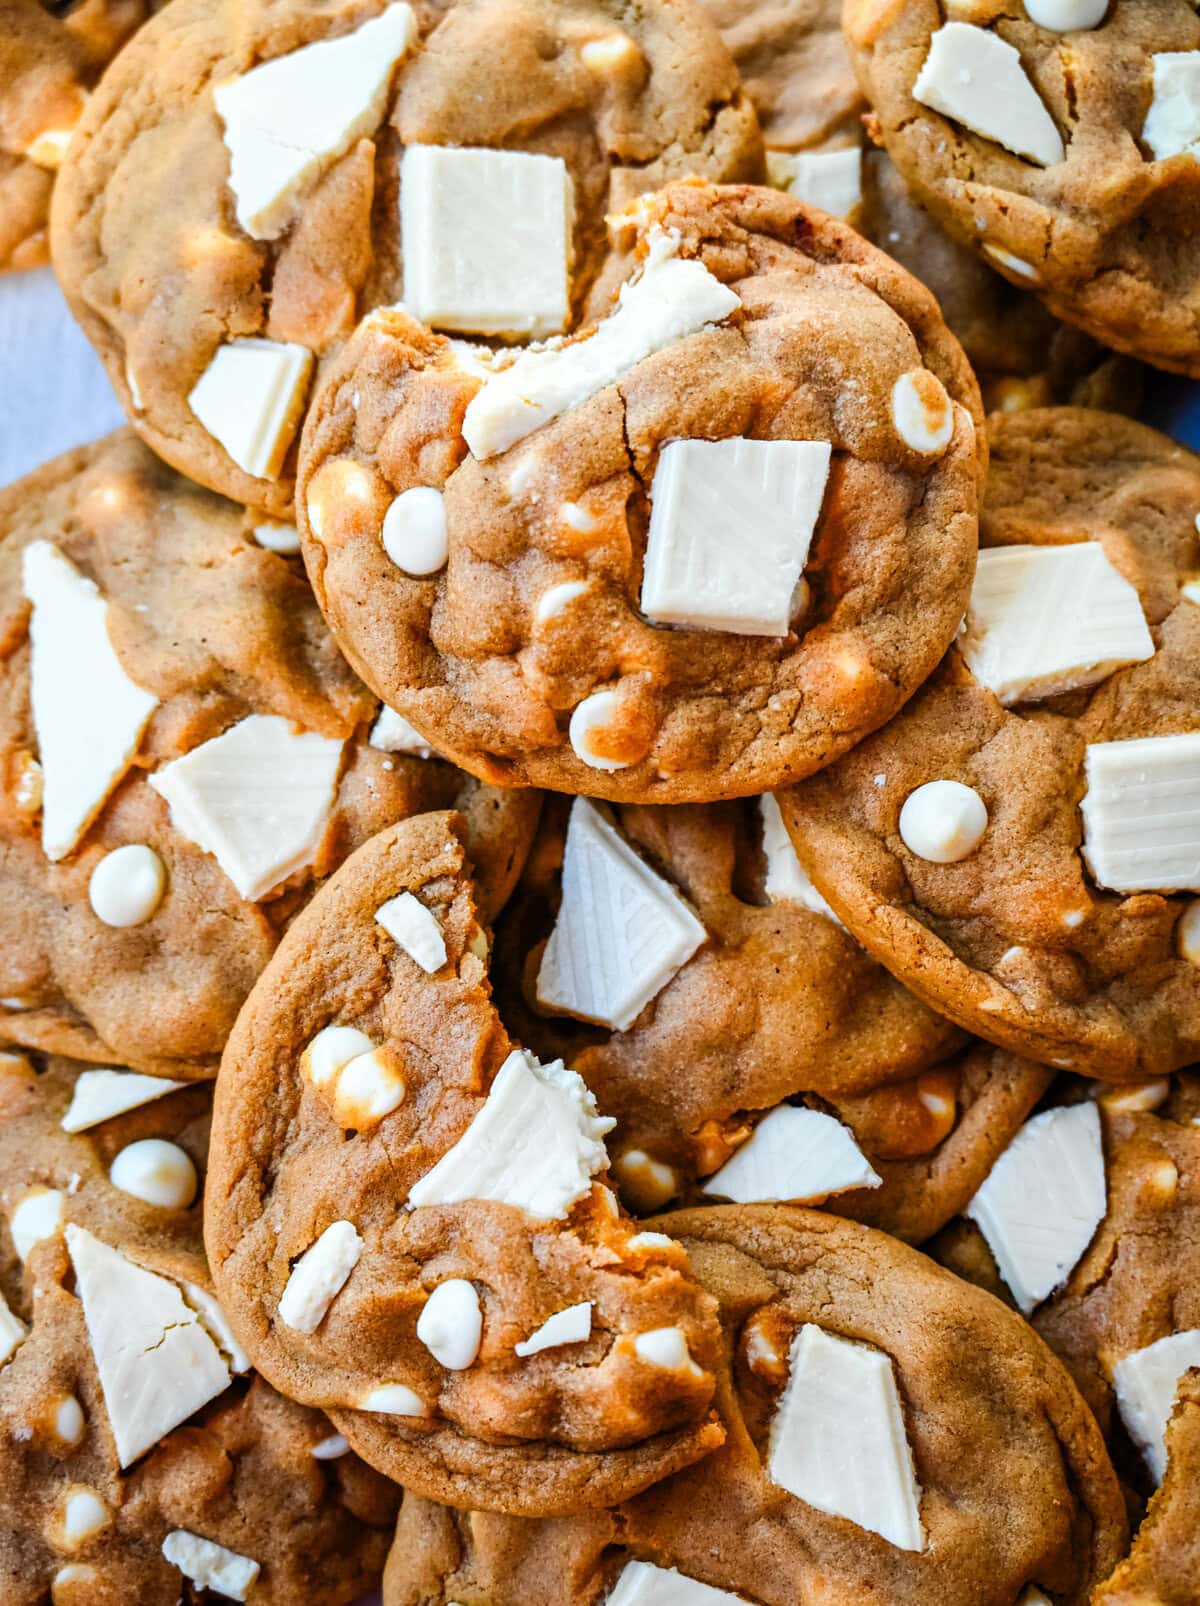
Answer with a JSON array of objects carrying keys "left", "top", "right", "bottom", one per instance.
[
  {"left": 514, "top": 1301, "right": 592, "bottom": 1357},
  {"left": 891, "top": 370, "right": 954, "bottom": 457},
  {"left": 65, "top": 1225, "right": 231, "bottom": 1467},
  {"left": 149, "top": 714, "right": 343, "bottom": 901},
  {"left": 10, "top": 1187, "right": 64, "bottom": 1262},
  {"left": 1016, "top": 1590, "right": 1054, "bottom": 1606},
  {"left": 633, "top": 1327, "right": 701, "bottom": 1374},
  {"left": 178, "top": 1282, "right": 252, "bottom": 1374},
  {"left": 759, "top": 794, "right": 840, "bottom": 922},
  {"left": 537, "top": 799, "right": 706, "bottom": 1031},
  {"left": 1113, "top": 1329, "right": 1200, "bottom": 1484},
  {"left": 1144, "top": 52, "right": 1200, "bottom": 163},
  {"left": 253, "top": 520, "right": 302, "bottom": 554},
  {"left": 311, "top": 1433, "right": 350, "bottom": 1459},
  {"left": 982, "top": 242, "right": 1040, "bottom": 281},
  {"left": 88, "top": 843, "right": 167, "bottom": 927},
  {"left": 702, "top": 1107, "right": 880, "bottom": 1204},
  {"left": 1024, "top": 0, "right": 1106, "bottom": 26},
  {"left": 1178, "top": 898, "right": 1200, "bottom": 964},
  {"left": 277, "top": 1220, "right": 363, "bottom": 1334},
  {"left": 0, "top": 1289, "right": 26, "bottom": 1368},
  {"left": 768, "top": 1324, "right": 926, "bottom": 1551},
  {"left": 766, "top": 147, "right": 862, "bottom": 217},
  {"left": 22, "top": 541, "right": 159, "bottom": 862},
  {"left": 188, "top": 338, "right": 314, "bottom": 481},
  {"left": 408, "top": 1047, "right": 614, "bottom": 1219},
  {"left": 376, "top": 891, "right": 447, "bottom": 973},
  {"left": 381, "top": 486, "right": 449, "bottom": 576},
  {"left": 162, "top": 1531, "right": 260, "bottom": 1602},
  {"left": 535, "top": 580, "right": 590, "bottom": 623},
  {"left": 965, "top": 1102, "right": 1105, "bottom": 1314},
  {"left": 914, "top": 22, "right": 1064, "bottom": 166},
  {"left": 416, "top": 1279, "right": 483, "bottom": 1370},
  {"left": 567, "top": 690, "right": 631, "bottom": 772},
  {"left": 401, "top": 145, "right": 574, "bottom": 339},
  {"left": 640, "top": 438, "right": 830, "bottom": 637},
  {"left": 608, "top": 1559, "right": 749, "bottom": 1605},
  {"left": 899, "top": 779, "right": 988, "bottom": 863},
  {"left": 61, "top": 1069, "right": 186, "bottom": 1133},
  {"left": 370, "top": 705, "right": 432, "bottom": 757},
  {"left": 960, "top": 544, "right": 1154, "bottom": 705},
  {"left": 1080, "top": 733, "right": 1200, "bottom": 893},
  {"left": 462, "top": 227, "right": 740, "bottom": 458},
  {"left": 109, "top": 1140, "right": 197, "bottom": 1210},
  {"left": 358, "top": 1383, "right": 427, "bottom": 1414},
  {"left": 214, "top": 4, "right": 418, "bottom": 239}
]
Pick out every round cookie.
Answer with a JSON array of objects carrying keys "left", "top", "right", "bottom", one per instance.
[
  {"left": 205, "top": 810, "right": 725, "bottom": 1516},
  {"left": 493, "top": 794, "right": 1050, "bottom": 1243},
  {"left": 382, "top": 1205, "right": 1127, "bottom": 1605},
  {"left": 49, "top": 0, "right": 762, "bottom": 517},
  {"left": 844, "top": 0, "right": 1200, "bottom": 376},
  {"left": 0, "top": 1050, "right": 398, "bottom": 1604},
  {"left": 297, "top": 179, "right": 983, "bottom": 803},
  {"left": 0, "top": 432, "right": 540, "bottom": 1080},
  {"left": 780, "top": 408, "right": 1200, "bottom": 1079}
]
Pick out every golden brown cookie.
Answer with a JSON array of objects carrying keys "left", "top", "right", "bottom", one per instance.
[
  {"left": 49, "top": 0, "right": 762, "bottom": 516},
  {"left": 382, "top": 1205, "right": 1127, "bottom": 1605},
  {"left": 492, "top": 794, "right": 1050, "bottom": 1243},
  {"left": 0, "top": 432, "right": 539, "bottom": 1081},
  {"left": 780, "top": 408, "right": 1200, "bottom": 1079},
  {"left": 844, "top": 0, "right": 1200, "bottom": 376},
  {"left": 0, "top": 1050, "right": 397, "bottom": 1603},
  {"left": 206, "top": 810, "right": 726, "bottom": 1516},
  {"left": 297, "top": 180, "right": 983, "bottom": 804}
]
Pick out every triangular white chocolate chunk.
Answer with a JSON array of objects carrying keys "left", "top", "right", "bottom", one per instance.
[
  {"left": 60, "top": 1068, "right": 187, "bottom": 1133},
  {"left": 703, "top": 1106, "right": 880, "bottom": 1204},
  {"left": 607, "top": 1559, "right": 750, "bottom": 1604},
  {"left": 1113, "top": 1328, "right": 1200, "bottom": 1485}
]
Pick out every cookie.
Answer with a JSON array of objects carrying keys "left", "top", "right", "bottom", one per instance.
[
  {"left": 0, "top": 432, "right": 540, "bottom": 1080},
  {"left": 780, "top": 407, "right": 1200, "bottom": 1079},
  {"left": 49, "top": 0, "right": 762, "bottom": 517},
  {"left": 492, "top": 794, "right": 1050, "bottom": 1243},
  {"left": 381, "top": 1204, "right": 1127, "bottom": 1605},
  {"left": 844, "top": 0, "right": 1200, "bottom": 376},
  {"left": 0, "top": 1049, "right": 398, "bottom": 1603},
  {"left": 205, "top": 810, "right": 726, "bottom": 1516},
  {"left": 297, "top": 179, "right": 983, "bottom": 803}
]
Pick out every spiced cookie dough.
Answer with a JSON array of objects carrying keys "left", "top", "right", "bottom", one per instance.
[
  {"left": 49, "top": 0, "right": 762, "bottom": 516},
  {"left": 206, "top": 810, "right": 725, "bottom": 1516},
  {"left": 844, "top": 0, "right": 1200, "bottom": 376},
  {"left": 0, "top": 432, "right": 539, "bottom": 1080},
  {"left": 383, "top": 1205, "right": 1126, "bottom": 1605},
  {"left": 780, "top": 408, "right": 1200, "bottom": 1079},
  {"left": 298, "top": 180, "right": 982, "bottom": 803},
  {"left": 493, "top": 794, "right": 1049, "bottom": 1243},
  {"left": 0, "top": 1050, "right": 397, "bottom": 1603}
]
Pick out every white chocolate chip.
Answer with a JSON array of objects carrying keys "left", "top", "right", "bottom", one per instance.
[
  {"left": 514, "top": 1301, "right": 592, "bottom": 1357},
  {"left": 87, "top": 844, "right": 167, "bottom": 928},
  {"left": 1178, "top": 898, "right": 1200, "bottom": 964},
  {"left": 416, "top": 1279, "right": 483, "bottom": 1370},
  {"left": 913, "top": 22, "right": 1064, "bottom": 166},
  {"left": 534, "top": 580, "right": 590, "bottom": 623},
  {"left": 381, "top": 487, "right": 449, "bottom": 576},
  {"left": 369, "top": 705, "right": 432, "bottom": 757},
  {"left": 58, "top": 1487, "right": 111, "bottom": 1549},
  {"left": 305, "top": 1025, "right": 376, "bottom": 1088},
  {"left": 891, "top": 370, "right": 954, "bottom": 457},
  {"left": 580, "top": 33, "right": 639, "bottom": 72},
  {"left": 278, "top": 1220, "right": 363, "bottom": 1333},
  {"left": 982, "top": 242, "right": 1041, "bottom": 281},
  {"left": 898, "top": 780, "right": 988, "bottom": 863},
  {"left": 568, "top": 690, "right": 631, "bottom": 771},
  {"left": 759, "top": 793, "right": 841, "bottom": 922},
  {"left": 52, "top": 1395, "right": 85, "bottom": 1447},
  {"left": 625, "top": 1231, "right": 674, "bottom": 1253},
  {"left": 0, "top": 1288, "right": 26, "bottom": 1368},
  {"left": 1023, "top": 0, "right": 1106, "bottom": 24},
  {"left": 612, "top": 1148, "right": 679, "bottom": 1212},
  {"left": 332, "top": 1049, "right": 407, "bottom": 1129},
  {"left": 376, "top": 890, "right": 447, "bottom": 972},
  {"left": 253, "top": 520, "right": 302, "bottom": 554},
  {"left": 10, "top": 1187, "right": 64, "bottom": 1263},
  {"left": 311, "top": 1433, "right": 350, "bottom": 1459},
  {"left": 632, "top": 1326, "right": 701, "bottom": 1375},
  {"left": 358, "top": 1383, "right": 427, "bottom": 1415},
  {"left": 560, "top": 500, "right": 598, "bottom": 533},
  {"left": 109, "top": 1140, "right": 197, "bottom": 1210}
]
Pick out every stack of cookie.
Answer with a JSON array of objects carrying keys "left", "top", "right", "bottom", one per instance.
[{"left": 1, "top": 1, "right": 1199, "bottom": 1601}]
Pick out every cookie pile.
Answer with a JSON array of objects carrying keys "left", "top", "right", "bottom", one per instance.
[{"left": 1, "top": 1, "right": 1198, "bottom": 1602}]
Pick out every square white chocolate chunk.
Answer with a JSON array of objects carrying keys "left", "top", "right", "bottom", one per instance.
[
  {"left": 188, "top": 338, "right": 314, "bottom": 481},
  {"left": 1080, "top": 732, "right": 1200, "bottom": 893},
  {"left": 607, "top": 1559, "right": 749, "bottom": 1605},
  {"left": 537, "top": 798, "right": 706, "bottom": 1031},
  {"left": 215, "top": 3, "right": 418, "bottom": 239},
  {"left": 1143, "top": 52, "right": 1200, "bottom": 163},
  {"left": 640, "top": 438, "right": 831, "bottom": 637},
  {"left": 914, "top": 22, "right": 1064, "bottom": 167},
  {"left": 960, "top": 543, "right": 1154, "bottom": 705},
  {"left": 1113, "top": 1328, "right": 1200, "bottom": 1484},
  {"left": 766, "top": 147, "right": 862, "bottom": 217},
  {"left": 768, "top": 1323, "right": 926, "bottom": 1552},
  {"left": 401, "top": 144, "right": 574, "bottom": 339}
]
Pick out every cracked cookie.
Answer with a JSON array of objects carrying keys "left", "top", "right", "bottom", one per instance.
[
  {"left": 49, "top": 0, "right": 762, "bottom": 517},
  {"left": 205, "top": 809, "right": 725, "bottom": 1516},
  {"left": 0, "top": 431, "right": 540, "bottom": 1080},
  {"left": 780, "top": 407, "right": 1200, "bottom": 1079},
  {"left": 0, "top": 1049, "right": 398, "bottom": 1604},
  {"left": 296, "top": 179, "right": 983, "bottom": 803},
  {"left": 844, "top": 0, "right": 1200, "bottom": 376},
  {"left": 492, "top": 793, "right": 1050, "bottom": 1244},
  {"left": 381, "top": 1204, "right": 1127, "bottom": 1606}
]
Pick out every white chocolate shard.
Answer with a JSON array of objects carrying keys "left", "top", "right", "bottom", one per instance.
[
  {"left": 960, "top": 544, "right": 1153, "bottom": 705},
  {"left": 162, "top": 1531, "right": 260, "bottom": 1602},
  {"left": 1081, "top": 732, "right": 1200, "bottom": 893},
  {"left": 702, "top": 1107, "right": 881, "bottom": 1204},
  {"left": 514, "top": 1301, "right": 592, "bottom": 1357},
  {"left": 149, "top": 714, "right": 343, "bottom": 902},
  {"left": 1113, "top": 1329, "right": 1200, "bottom": 1485},
  {"left": 640, "top": 438, "right": 830, "bottom": 637},
  {"left": 61, "top": 1068, "right": 187, "bottom": 1133},
  {"left": 1144, "top": 52, "right": 1200, "bottom": 163},
  {"left": 408, "top": 1048, "right": 614, "bottom": 1220},
  {"left": 178, "top": 1281, "right": 252, "bottom": 1374},
  {"left": 358, "top": 1383, "right": 427, "bottom": 1414},
  {"left": 22, "top": 540, "right": 159, "bottom": 861},
  {"left": 0, "top": 1289, "right": 27, "bottom": 1368},
  {"left": 768, "top": 1323, "right": 926, "bottom": 1552},
  {"left": 376, "top": 891, "right": 447, "bottom": 973},
  {"left": 277, "top": 1220, "right": 363, "bottom": 1334},
  {"left": 759, "top": 794, "right": 841, "bottom": 922},
  {"left": 766, "top": 147, "right": 862, "bottom": 217},
  {"left": 607, "top": 1560, "right": 749, "bottom": 1605},
  {"left": 914, "top": 22, "right": 1064, "bottom": 167},
  {"left": 369, "top": 705, "right": 432, "bottom": 757},
  {"left": 188, "top": 338, "right": 314, "bottom": 481},
  {"left": 964, "top": 1102, "right": 1105, "bottom": 1314},
  {"left": 537, "top": 799, "right": 706, "bottom": 1031}
]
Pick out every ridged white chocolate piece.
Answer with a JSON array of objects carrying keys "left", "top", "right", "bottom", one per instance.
[{"left": 1081, "top": 732, "right": 1200, "bottom": 893}]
